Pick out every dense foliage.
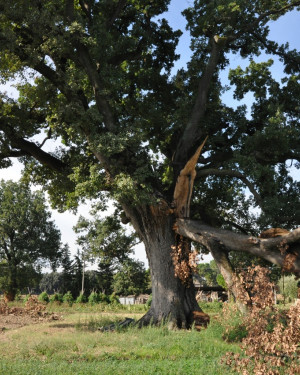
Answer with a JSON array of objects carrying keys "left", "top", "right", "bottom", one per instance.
[{"left": 0, "top": 179, "right": 62, "bottom": 299}]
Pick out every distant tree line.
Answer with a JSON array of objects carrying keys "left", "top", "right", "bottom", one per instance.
[{"left": 38, "top": 248, "right": 151, "bottom": 299}]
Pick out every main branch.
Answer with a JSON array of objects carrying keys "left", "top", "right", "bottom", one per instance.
[{"left": 175, "top": 219, "right": 300, "bottom": 276}]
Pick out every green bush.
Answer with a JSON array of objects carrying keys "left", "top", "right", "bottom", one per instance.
[
  {"left": 99, "top": 293, "right": 110, "bottom": 304},
  {"left": 109, "top": 292, "right": 120, "bottom": 304},
  {"left": 14, "top": 293, "right": 22, "bottom": 302},
  {"left": 216, "top": 274, "right": 227, "bottom": 289},
  {"left": 50, "top": 293, "right": 63, "bottom": 303},
  {"left": 146, "top": 294, "right": 152, "bottom": 307},
  {"left": 63, "top": 291, "right": 74, "bottom": 305},
  {"left": 88, "top": 292, "right": 100, "bottom": 304},
  {"left": 38, "top": 291, "right": 49, "bottom": 303},
  {"left": 222, "top": 324, "right": 248, "bottom": 342},
  {"left": 198, "top": 301, "right": 223, "bottom": 313},
  {"left": 76, "top": 293, "right": 87, "bottom": 303}
]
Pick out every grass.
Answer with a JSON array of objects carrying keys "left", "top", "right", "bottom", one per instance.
[{"left": 0, "top": 303, "right": 240, "bottom": 375}]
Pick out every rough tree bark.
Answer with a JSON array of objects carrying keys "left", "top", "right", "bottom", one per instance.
[{"left": 132, "top": 208, "right": 200, "bottom": 328}]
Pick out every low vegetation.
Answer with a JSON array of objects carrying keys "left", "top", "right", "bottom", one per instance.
[
  {"left": 0, "top": 266, "right": 299, "bottom": 375},
  {"left": 0, "top": 302, "right": 238, "bottom": 375}
]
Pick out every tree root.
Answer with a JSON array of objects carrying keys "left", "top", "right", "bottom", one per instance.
[{"left": 98, "top": 317, "right": 135, "bottom": 332}]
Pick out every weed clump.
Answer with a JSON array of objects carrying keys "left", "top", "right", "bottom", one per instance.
[{"left": 63, "top": 291, "right": 74, "bottom": 306}]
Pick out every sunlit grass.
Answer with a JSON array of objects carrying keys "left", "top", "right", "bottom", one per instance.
[{"left": 0, "top": 305, "right": 239, "bottom": 375}]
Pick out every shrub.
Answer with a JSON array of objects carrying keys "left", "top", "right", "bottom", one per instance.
[
  {"left": 223, "top": 323, "right": 247, "bottom": 343},
  {"left": 63, "top": 291, "right": 74, "bottom": 305},
  {"left": 38, "top": 291, "right": 49, "bottom": 303},
  {"left": 98, "top": 293, "right": 110, "bottom": 304},
  {"left": 199, "top": 301, "right": 223, "bottom": 313},
  {"left": 76, "top": 293, "right": 87, "bottom": 303},
  {"left": 146, "top": 294, "right": 152, "bottom": 307},
  {"left": 50, "top": 293, "right": 63, "bottom": 303},
  {"left": 23, "top": 294, "right": 31, "bottom": 303},
  {"left": 109, "top": 292, "right": 120, "bottom": 304},
  {"left": 216, "top": 274, "right": 227, "bottom": 289},
  {"left": 88, "top": 292, "right": 100, "bottom": 304}
]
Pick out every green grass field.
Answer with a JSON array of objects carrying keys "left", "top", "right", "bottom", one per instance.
[{"left": 0, "top": 303, "right": 240, "bottom": 375}]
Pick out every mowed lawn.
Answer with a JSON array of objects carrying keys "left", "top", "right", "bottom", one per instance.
[{"left": 0, "top": 304, "right": 239, "bottom": 375}]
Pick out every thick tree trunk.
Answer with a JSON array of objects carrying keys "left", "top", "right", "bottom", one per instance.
[
  {"left": 142, "top": 237, "right": 200, "bottom": 328},
  {"left": 125, "top": 205, "right": 205, "bottom": 329},
  {"left": 5, "top": 264, "right": 18, "bottom": 301}
]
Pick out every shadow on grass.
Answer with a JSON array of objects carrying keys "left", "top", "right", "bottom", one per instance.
[{"left": 50, "top": 323, "right": 76, "bottom": 329}]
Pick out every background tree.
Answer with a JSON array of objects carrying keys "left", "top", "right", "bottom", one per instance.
[
  {"left": 113, "top": 259, "right": 150, "bottom": 296},
  {"left": 60, "top": 244, "right": 75, "bottom": 294},
  {"left": 197, "top": 261, "right": 220, "bottom": 287},
  {"left": 96, "top": 260, "right": 115, "bottom": 295},
  {"left": 72, "top": 249, "right": 84, "bottom": 297},
  {"left": 39, "top": 272, "right": 62, "bottom": 295},
  {"left": 0, "top": 0, "right": 299, "bottom": 325},
  {"left": 0, "top": 179, "right": 62, "bottom": 300},
  {"left": 73, "top": 208, "right": 138, "bottom": 293}
]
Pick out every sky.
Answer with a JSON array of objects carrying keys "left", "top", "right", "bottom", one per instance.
[{"left": 1, "top": 1, "right": 300, "bottom": 269}]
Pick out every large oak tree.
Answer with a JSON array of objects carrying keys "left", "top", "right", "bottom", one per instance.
[{"left": 0, "top": 0, "right": 300, "bottom": 326}]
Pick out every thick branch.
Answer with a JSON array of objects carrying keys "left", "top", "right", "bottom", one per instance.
[
  {"left": 173, "top": 39, "right": 221, "bottom": 173},
  {"left": 75, "top": 43, "right": 116, "bottom": 132},
  {"left": 11, "top": 138, "right": 68, "bottom": 172},
  {"left": 0, "top": 150, "right": 27, "bottom": 159},
  {"left": 175, "top": 219, "right": 300, "bottom": 275},
  {"left": 254, "top": 150, "right": 300, "bottom": 165}
]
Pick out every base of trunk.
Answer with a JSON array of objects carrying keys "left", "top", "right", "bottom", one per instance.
[
  {"left": 137, "top": 288, "right": 210, "bottom": 330},
  {"left": 138, "top": 307, "right": 210, "bottom": 330}
]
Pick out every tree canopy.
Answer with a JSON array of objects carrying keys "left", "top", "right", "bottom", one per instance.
[
  {"left": 0, "top": 179, "right": 62, "bottom": 299},
  {"left": 0, "top": 0, "right": 299, "bottom": 325}
]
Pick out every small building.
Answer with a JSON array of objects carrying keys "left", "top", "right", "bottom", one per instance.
[
  {"left": 193, "top": 275, "right": 227, "bottom": 302},
  {"left": 135, "top": 294, "right": 149, "bottom": 304},
  {"left": 119, "top": 294, "right": 150, "bottom": 305},
  {"left": 119, "top": 295, "right": 136, "bottom": 305}
]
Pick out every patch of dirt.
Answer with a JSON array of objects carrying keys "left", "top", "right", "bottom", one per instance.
[{"left": 0, "top": 296, "right": 62, "bottom": 332}]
